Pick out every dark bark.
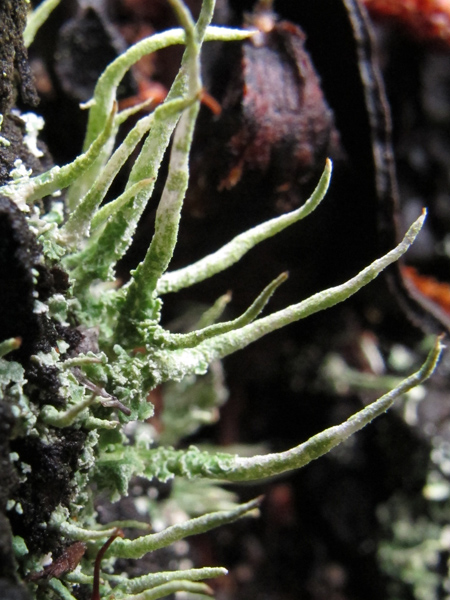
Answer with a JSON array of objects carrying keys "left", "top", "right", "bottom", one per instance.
[{"left": 0, "top": 0, "right": 38, "bottom": 114}]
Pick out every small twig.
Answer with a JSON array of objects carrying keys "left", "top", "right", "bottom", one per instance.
[
  {"left": 91, "top": 529, "right": 124, "bottom": 600},
  {"left": 72, "top": 368, "right": 131, "bottom": 416}
]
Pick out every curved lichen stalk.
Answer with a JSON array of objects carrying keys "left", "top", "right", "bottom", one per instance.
[
  {"left": 0, "top": 1, "right": 443, "bottom": 599},
  {"left": 139, "top": 336, "right": 443, "bottom": 483}
]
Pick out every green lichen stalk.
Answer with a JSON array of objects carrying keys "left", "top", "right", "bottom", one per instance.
[{"left": 0, "top": 1, "right": 443, "bottom": 599}]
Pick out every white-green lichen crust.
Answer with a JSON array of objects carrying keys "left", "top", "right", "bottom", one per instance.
[{"left": 0, "top": 1, "right": 441, "bottom": 599}]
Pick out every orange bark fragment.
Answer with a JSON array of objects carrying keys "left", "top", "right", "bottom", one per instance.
[{"left": 362, "top": 0, "right": 450, "bottom": 47}]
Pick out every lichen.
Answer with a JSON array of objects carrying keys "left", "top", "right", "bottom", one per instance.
[{"left": 0, "top": 1, "right": 442, "bottom": 599}]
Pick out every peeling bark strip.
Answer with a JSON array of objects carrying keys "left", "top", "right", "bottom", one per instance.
[
  {"left": 343, "top": 0, "right": 450, "bottom": 332},
  {"left": 0, "top": 0, "right": 38, "bottom": 113}
]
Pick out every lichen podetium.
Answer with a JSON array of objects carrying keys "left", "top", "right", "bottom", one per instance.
[{"left": 0, "top": 1, "right": 442, "bottom": 599}]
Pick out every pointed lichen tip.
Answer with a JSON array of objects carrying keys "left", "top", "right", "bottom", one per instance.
[{"left": 410, "top": 211, "right": 426, "bottom": 237}]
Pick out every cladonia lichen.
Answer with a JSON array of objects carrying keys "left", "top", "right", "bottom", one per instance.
[{"left": 0, "top": 1, "right": 443, "bottom": 599}]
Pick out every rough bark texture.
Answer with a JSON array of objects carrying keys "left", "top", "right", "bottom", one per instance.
[{"left": 0, "top": 0, "right": 38, "bottom": 114}]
